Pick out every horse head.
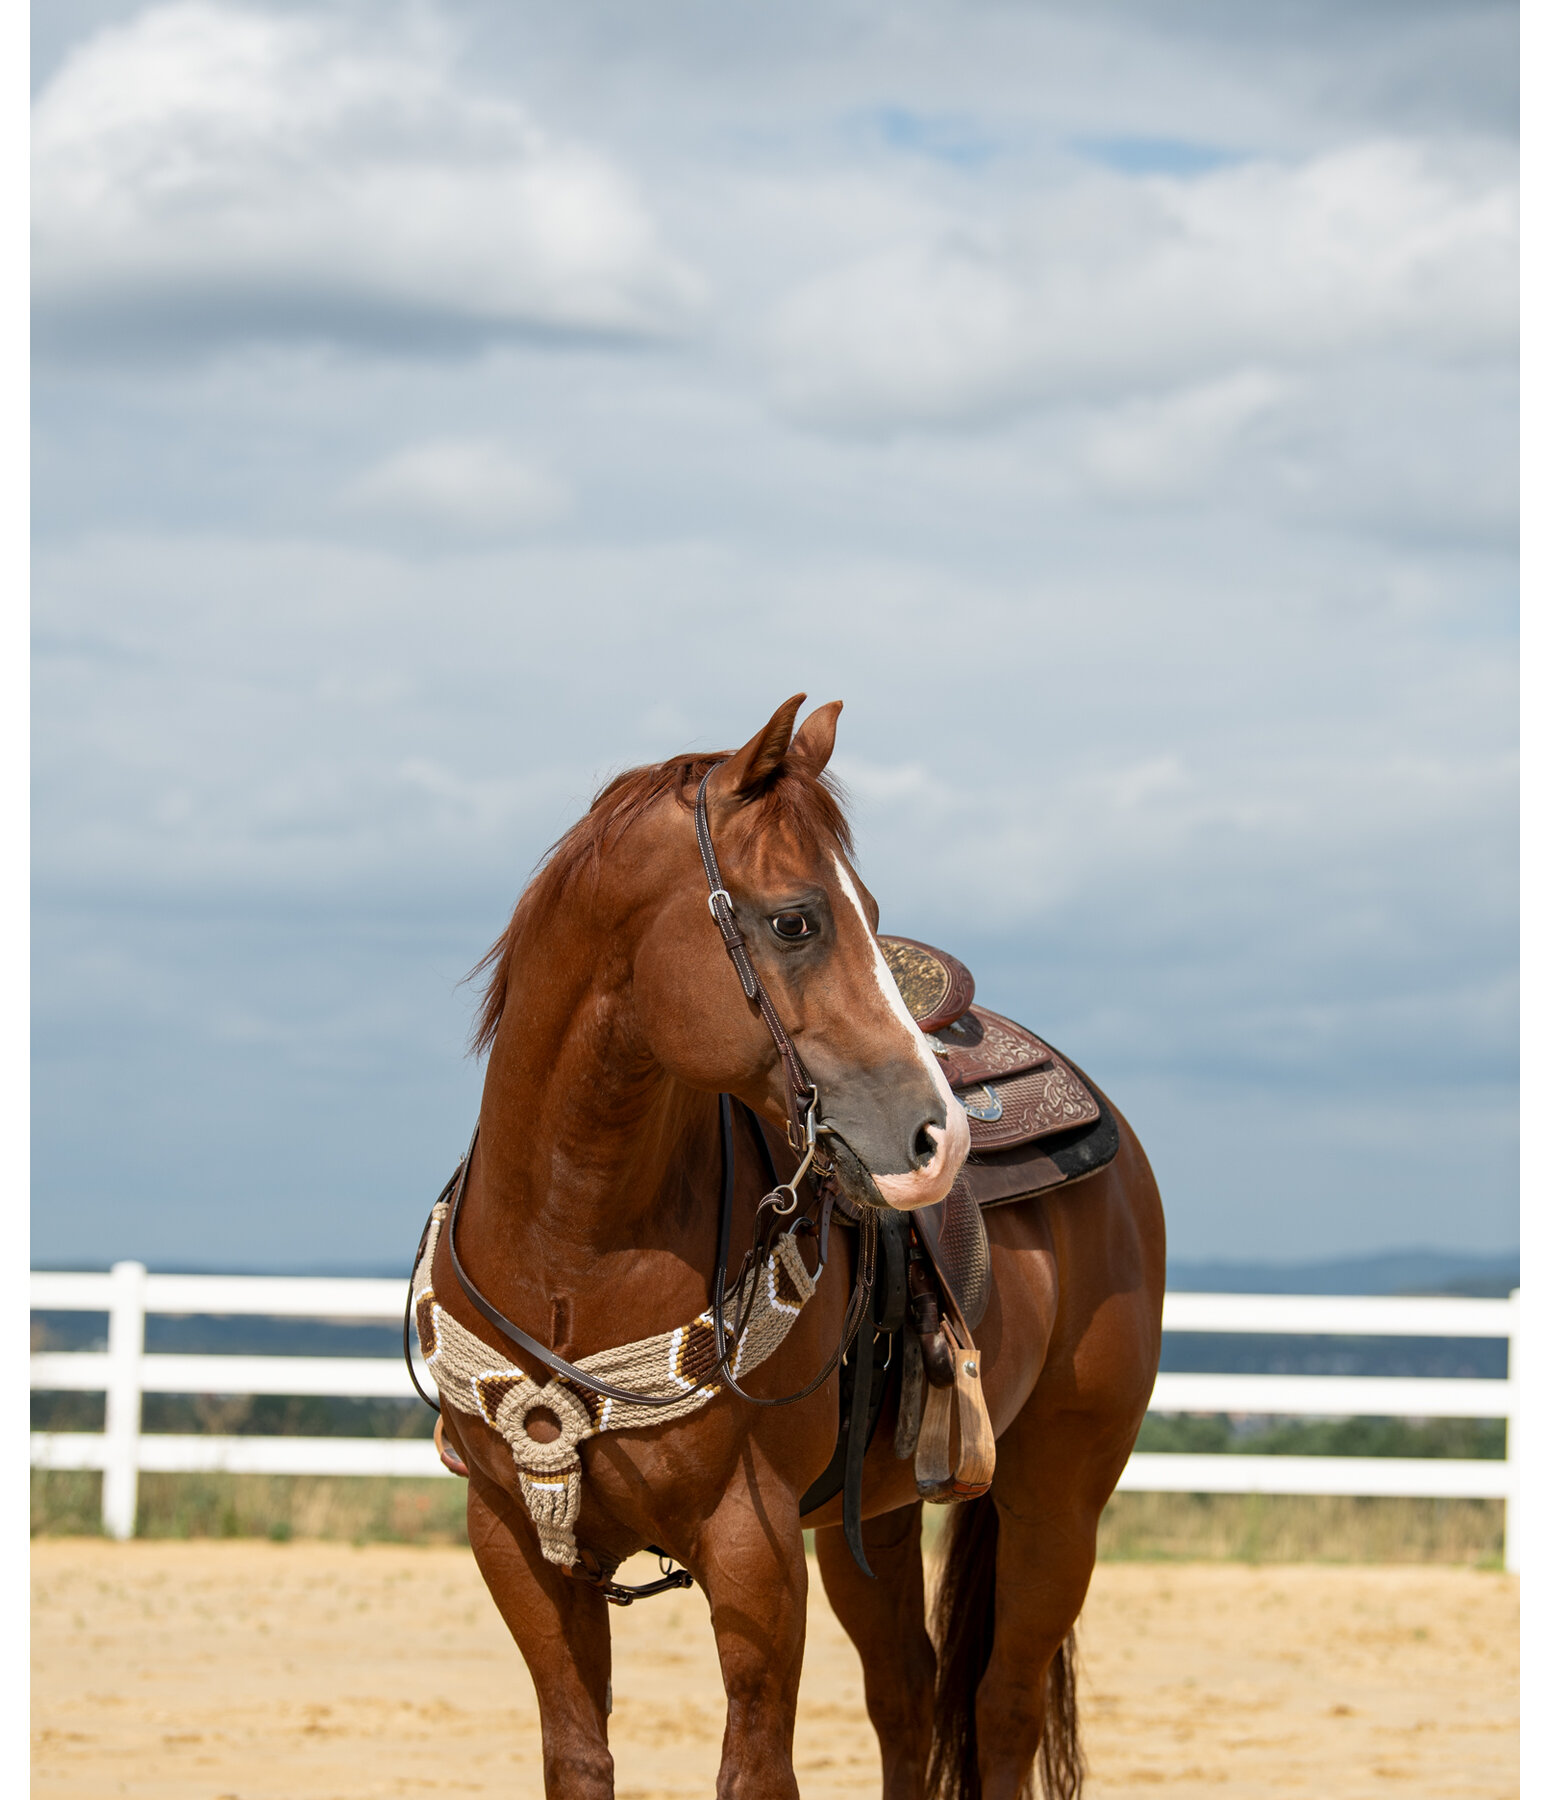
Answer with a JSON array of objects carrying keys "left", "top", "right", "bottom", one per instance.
[{"left": 616, "top": 694, "right": 971, "bottom": 1211}]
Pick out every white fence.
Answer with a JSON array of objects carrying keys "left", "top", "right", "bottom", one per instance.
[{"left": 31, "top": 1267, "right": 1520, "bottom": 1570}]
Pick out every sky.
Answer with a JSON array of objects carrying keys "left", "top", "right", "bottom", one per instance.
[{"left": 30, "top": 0, "right": 1518, "bottom": 1271}]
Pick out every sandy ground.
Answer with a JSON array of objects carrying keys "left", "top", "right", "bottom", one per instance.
[{"left": 33, "top": 1541, "right": 1516, "bottom": 1798}]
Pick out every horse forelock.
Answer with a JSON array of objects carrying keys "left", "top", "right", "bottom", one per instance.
[{"left": 469, "top": 750, "right": 853, "bottom": 1055}]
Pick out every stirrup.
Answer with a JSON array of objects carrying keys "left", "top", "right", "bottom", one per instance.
[
  {"left": 567, "top": 1547, "right": 695, "bottom": 1608},
  {"left": 914, "top": 1320, "right": 995, "bottom": 1504}
]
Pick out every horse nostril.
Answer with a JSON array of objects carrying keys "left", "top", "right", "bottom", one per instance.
[{"left": 912, "top": 1121, "right": 939, "bottom": 1166}]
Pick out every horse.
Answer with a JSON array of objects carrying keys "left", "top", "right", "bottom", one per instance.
[{"left": 420, "top": 694, "right": 1165, "bottom": 1800}]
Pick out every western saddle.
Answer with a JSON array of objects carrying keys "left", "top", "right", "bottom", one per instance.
[{"left": 794, "top": 936, "right": 1118, "bottom": 1557}]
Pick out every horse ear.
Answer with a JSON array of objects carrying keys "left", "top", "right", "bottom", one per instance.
[
  {"left": 789, "top": 699, "right": 842, "bottom": 774},
  {"left": 717, "top": 693, "right": 807, "bottom": 798}
]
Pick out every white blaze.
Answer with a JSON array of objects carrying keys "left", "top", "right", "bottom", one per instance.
[{"left": 830, "top": 855, "right": 970, "bottom": 1208}]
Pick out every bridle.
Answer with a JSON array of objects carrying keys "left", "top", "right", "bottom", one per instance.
[
  {"left": 694, "top": 767, "right": 825, "bottom": 1204},
  {"left": 406, "top": 760, "right": 878, "bottom": 1422}
]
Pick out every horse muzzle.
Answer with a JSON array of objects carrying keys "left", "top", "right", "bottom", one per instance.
[{"left": 819, "top": 1099, "right": 969, "bottom": 1213}]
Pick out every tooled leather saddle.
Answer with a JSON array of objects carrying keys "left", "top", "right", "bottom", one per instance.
[
  {"left": 797, "top": 938, "right": 1119, "bottom": 1550},
  {"left": 875, "top": 934, "right": 1118, "bottom": 1332}
]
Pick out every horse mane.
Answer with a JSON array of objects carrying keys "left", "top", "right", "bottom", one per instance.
[{"left": 469, "top": 751, "right": 852, "bottom": 1055}]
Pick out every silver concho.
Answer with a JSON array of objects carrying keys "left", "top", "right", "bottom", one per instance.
[{"left": 957, "top": 1083, "right": 1003, "bottom": 1123}]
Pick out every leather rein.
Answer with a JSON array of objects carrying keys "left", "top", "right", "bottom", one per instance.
[{"left": 405, "top": 762, "right": 878, "bottom": 1424}]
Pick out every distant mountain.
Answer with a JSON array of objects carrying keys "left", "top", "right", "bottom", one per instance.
[
  {"left": 1166, "top": 1247, "right": 1519, "bottom": 1298},
  {"left": 38, "top": 1244, "right": 1521, "bottom": 1296}
]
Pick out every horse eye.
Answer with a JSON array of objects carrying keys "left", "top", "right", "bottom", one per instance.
[{"left": 771, "top": 912, "right": 812, "bottom": 941}]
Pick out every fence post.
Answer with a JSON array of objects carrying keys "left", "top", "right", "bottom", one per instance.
[
  {"left": 102, "top": 1261, "right": 146, "bottom": 1540},
  {"left": 1504, "top": 1287, "right": 1520, "bottom": 1575}
]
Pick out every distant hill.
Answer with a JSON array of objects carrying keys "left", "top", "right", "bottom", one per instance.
[
  {"left": 38, "top": 1244, "right": 1521, "bottom": 1296},
  {"left": 1166, "top": 1247, "right": 1519, "bottom": 1298}
]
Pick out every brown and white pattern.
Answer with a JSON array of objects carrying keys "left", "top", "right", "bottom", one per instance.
[{"left": 411, "top": 1205, "right": 820, "bottom": 1568}]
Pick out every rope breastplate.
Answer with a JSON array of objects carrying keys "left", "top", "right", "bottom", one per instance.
[{"left": 412, "top": 1202, "right": 821, "bottom": 1569}]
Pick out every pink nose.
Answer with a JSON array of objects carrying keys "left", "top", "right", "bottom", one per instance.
[{"left": 871, "top": 1103, "right": 970, "bottom": 1210}]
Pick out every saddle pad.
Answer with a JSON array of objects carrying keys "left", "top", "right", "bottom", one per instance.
[{"left": 878, "top": 936, "right": 976, "bottom": 1033}]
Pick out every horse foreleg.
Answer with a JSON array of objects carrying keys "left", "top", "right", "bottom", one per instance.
[
  {"left": 694, "top": 1454, "right": 810, "bottom": 1800},
  {"left": 814, "top": 1502, "right": 935, "bottom": 1800},
  {"left": 465, "top": 1473, "right": 616, "bottom": 1800}
]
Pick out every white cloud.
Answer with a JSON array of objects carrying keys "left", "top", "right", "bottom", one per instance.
[
  {"left": 32, "top": 2, "right": 702, "bottom": 347},
  {"left": 343, "top": 439, "right": 569, "bottom": 533},
  {"left": 770, "top": 140, "right": 1515, "bottom": 429},
  {"left": 1080, "top": 371, "right": 1288, "bottom": 499},
  {"left": 29, "top": 4, "right": 1517, "bottom": 1268},
  {"left": 31, "top": 516, "right": 1516, "bottom": 1263},
  {"left": 831, "top": 756, "right": 956, "bottom": 810}
]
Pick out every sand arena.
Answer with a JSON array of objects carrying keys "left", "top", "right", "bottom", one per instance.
[{"left": 32, "top": 1540, "right": 1516, "bottom": 1798}]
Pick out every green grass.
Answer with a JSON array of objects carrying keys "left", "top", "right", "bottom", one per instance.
[
  {"left": 31, "top": 1470, "right": 469, "bottom": 1545},
  {"left": 1096, "top": 1491, "right": 1503, "bottom": 1567},
  {"left": 1134, "top": 1413, "right": 1506, "bottom": 1460},
  {"left": 34, "top": 1472, "right": 1503, "bottom": 1566}
]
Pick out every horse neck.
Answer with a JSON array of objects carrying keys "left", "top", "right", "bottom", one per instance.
[{"left": 464, "top": 932, "right": 722, "bottom": 1275}]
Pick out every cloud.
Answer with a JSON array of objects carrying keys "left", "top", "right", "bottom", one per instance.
[
  {"left": 1075, "top": 135, "right": 1242, "bottom": 177},
  {"left": 342, "top": 439, "right": 569, "bottom": 534},
  {"left": 31, "top": 515, "right": 1516, "bottom": 1263},
  {"left": 29, "top": 2, "right": 1517, "bottom": 1269},
  {"left": 769, "top": 140, "right": 1515, "bottom": 429},
  {"left": 32, "top": 2, "right": 702, "bottom": 352},
  {"left": 1079, "top": 370, "right": 1288, "bottom": 499}
]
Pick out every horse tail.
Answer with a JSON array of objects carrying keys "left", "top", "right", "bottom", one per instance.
[
  {"left": 926, "top": 1495, "right": 999, "bottom": 1800},
  {"left": 925, "top": 1495, "right": 1085, "bottom": 1800},
  {"left": 1038, "top": 1633, "right": 1084, "bottom": 1800}
]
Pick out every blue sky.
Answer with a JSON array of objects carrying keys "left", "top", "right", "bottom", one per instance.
[{"left": 31, "top": 0, "right": 1518, "bottom": 1270}]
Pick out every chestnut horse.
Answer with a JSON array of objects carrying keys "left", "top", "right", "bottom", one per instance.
[{"left": 427, "top": 695, "right": 1164, "bottom": 1799}]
